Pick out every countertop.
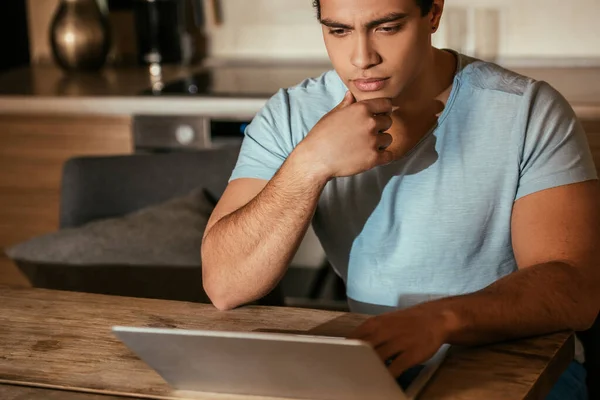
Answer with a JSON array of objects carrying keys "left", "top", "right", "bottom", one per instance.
[{"left": 0, "top": 60, "right": 599, "bottom": 119}]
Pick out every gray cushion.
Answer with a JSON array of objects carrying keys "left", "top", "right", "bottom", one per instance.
[
  {"left": 5, "top": 188, "right": 214, "bottom": 303},
  {"left": 7, "top": 188, "right": 213, "bottom": 266}
]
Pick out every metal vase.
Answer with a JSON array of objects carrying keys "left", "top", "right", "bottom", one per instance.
[{"left": 50, "top": 0, "right": 112, "bottom": 71}]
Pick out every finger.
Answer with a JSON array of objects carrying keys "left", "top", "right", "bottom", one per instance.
[
  {"left": 362, "top": 98, "right": 394, "bottom": 115},
  {"left": 374, "top": 339, "right": 406, "bottom": 362},
  {"left": 376, "top": 132, "right": 393, "bottom": 151},
  {"left": 377, "top": 149, "right": 395, "bottom": 166},
  {"left": 350, "top": 327, "right": 390, "bottom": 348},
  {"left": 347, "top": 326, "right": 370, "bottom": 340},
  {"left": 373, "top": 114, "right": 393, "bottom": 133},
  {"left": 388, "top": 351, "right": 421, "bottom": 378},
  {"left": 348, "top": 320, "right": 379, "bottom": 342},
  {"left": 336, "top": 90, "right": 356, "bottom": 110}
]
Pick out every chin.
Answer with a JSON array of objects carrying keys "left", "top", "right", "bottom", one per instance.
[
  {"left": 353, "top": 92, "right": 381, "bottom": 102},
  {"left": 352, "top": 88, "right": 400, "bottom": 102}
]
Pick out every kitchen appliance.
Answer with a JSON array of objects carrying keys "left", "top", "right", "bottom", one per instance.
[
  {"left": 50, "top": 0, "right": 112, "bottom": 71},
  {"left": 133, "top": 63, "right": 332, "bottom": 153},
  {"left": 133, "top": 0, "right": 206, "bottom": 66},
  {"left": 0, "top": 1, "right": 30, "bottom": 72}
]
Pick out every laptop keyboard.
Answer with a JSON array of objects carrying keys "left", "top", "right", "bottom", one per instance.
[{"left": 394, "top": 364, "right": 426, "bottom": 391}]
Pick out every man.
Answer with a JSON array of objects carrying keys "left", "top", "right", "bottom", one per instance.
[{"left": 201, "top": 0, "right": 599, "bottom": 398}]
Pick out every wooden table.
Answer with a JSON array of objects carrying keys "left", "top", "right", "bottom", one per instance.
[{"left": 0, "top": 288, "right": 574, "bottom": 400}]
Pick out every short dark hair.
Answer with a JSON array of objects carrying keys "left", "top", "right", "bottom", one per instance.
[{"left": 312, "top": 0, "right": 434, "bottom": 20}]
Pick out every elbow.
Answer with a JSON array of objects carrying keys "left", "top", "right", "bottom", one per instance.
[
  {"left": 572, "top": 274, "right": 600, "bottom": 332},
  {"left": 202, "top": 262, "right": 239, "bottom": 311},
  {"left": 202, "top": 275, "right": 241, "bottom": 311},
  {"left": 200, "top": 241, "right": 266, "bottom": 311},
  {"left": 208, "top": 294, "right": 238, "bottom": 312},
  {"left": 573, "top": 307, "right": 599, "bottom": 332},
  {"left": 201, "top": 241, "right": 232, "bottom": 311},
  {"left": 201, "top": 253, "right": 243, "bottom": 311},
  {"left": 568, "top": 291, "right": 599, "bottom": 332},
  {"left": 213, "top": 302, "right": 237, "bottom": 312}
]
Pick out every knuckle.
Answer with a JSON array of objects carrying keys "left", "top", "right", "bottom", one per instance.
[
  {"left": 357, "top": 102, "right": 370, "bottom": 114},
  {"left": 369, "top": 152, "right": 381, "bottom": 166},
  {"left": 379, "top": 151, "right": 393, "bottom": 165},
  {"left": 363, "top": 317, "right": 379, "bottom": 331},
  {"left": 365, "top": 118, "right": 378, "bottom": 131}
]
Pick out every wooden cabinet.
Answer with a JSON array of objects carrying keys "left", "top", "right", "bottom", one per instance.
[
  {"left": 582, "top": 119, "right": 600, "bottom": 176},
  {"left": 0, "top": 114, "right": 132, "bottom": 287}
]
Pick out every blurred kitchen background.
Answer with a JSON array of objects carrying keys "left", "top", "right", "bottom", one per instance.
[
  {"left": 15, "top": 0, "right": 600, "bottom": 66},
  {"left": 0, "top": 0, "right": 599, "bottom": 310}
]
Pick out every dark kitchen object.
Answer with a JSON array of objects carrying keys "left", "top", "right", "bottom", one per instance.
[
  {"left": 107, "top": 0, "right": 134, "bottom": 10},
  {"left": 0, "top": 1, "right": 30, "bottom": 72},
  {"left": 50, "top": 0, "right": 112, "bottom": 72},
  {"left": 133, "top": 0, "right": 206, "bottom": 66}
]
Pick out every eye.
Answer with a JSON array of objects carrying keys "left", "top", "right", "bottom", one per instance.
[
  {"left": 329, "top": 29, "right": 350, "bottom": 37},
  {"left": 377, "top": 25, "right": 402, "bottom": 34}
]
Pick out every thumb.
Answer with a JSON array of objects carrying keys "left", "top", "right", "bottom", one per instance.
[{"left": 337, "top": 91, "right": 356, "bottom": 109}]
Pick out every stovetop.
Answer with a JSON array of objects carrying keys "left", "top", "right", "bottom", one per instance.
[{"left": 140, "top": 64, "right": 332, "bottom": 97}]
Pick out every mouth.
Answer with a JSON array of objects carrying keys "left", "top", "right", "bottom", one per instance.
[{"left": 352, "top": 77, "right": 390, "bottom": 92}]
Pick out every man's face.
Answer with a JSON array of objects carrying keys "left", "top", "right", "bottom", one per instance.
[{"left": 320, "top": 0, "right": 434, "bottom": 102}]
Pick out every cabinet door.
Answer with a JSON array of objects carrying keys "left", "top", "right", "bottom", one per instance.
[
  {"left": 0, "top": 114, "right": 132, "bottom": 287},
  {"left": 582, "top": 119, "right": 600, "bottom": 177}
]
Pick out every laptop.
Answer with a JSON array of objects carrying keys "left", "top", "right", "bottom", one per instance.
[{"left": 112, "top": 326, "right": 449, "bottom": 400}]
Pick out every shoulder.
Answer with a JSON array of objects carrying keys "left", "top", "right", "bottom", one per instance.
[
  {"left": 457, "top": 54, "right": 572, "bottom": 118},
  {"left": 458, "top": 55, "right": 561, "bottom": 100},
  {"left": 287, "top": 69, "right": 347, "bottom": 104},
  {"left": 458, "top": 55, "right": 533, "bottom": 96},
  {"left": 243, "top": 70, "right": 346, "bottom": 153},
  {"left": 260, "top": 70, "right": 346, "bottom": 123}
]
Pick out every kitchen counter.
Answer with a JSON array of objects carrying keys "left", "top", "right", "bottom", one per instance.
[
  {"left": 0, "top": 61, "right": 599, "bottom": 119},
  {"left": 0, "top": 61, "right": 331, "bottom": 119}
]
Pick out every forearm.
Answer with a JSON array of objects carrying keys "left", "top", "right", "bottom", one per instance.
[
  {"left": 429, "top": 262, "right": 598, "bottom": 346},
  {"left": 201, "top": 150, "right": 328, "bottom": 310}
]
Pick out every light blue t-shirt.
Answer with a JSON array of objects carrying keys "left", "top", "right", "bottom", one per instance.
[{"left": 229, "top": 52, "right": 597, "bottom": 315}]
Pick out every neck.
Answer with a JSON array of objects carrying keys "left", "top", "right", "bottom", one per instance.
[
  {"left": 392, "top": 47, "right": 457, "bottom": 115},
  {"left": 382, "top": 48, "right": 458, "bottom": 157}
]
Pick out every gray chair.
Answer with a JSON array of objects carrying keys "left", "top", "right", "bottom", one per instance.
[{"left": 22, "top": 145, "right": 283, "bottom": 306}]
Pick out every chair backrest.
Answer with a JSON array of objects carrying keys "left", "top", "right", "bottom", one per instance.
[
  {"left": 56, "top": 145, "right": 284, "bottom": 306},
  {"left": 59, "top": 146, "right": 240, "bottom": 228},
  {"left": 578, "top": 314, "right": 599, "bottom": 398}
]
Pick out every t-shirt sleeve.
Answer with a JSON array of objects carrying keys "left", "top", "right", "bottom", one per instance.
[
  {"left": 229, "top": 88, "right": 295, "bottom": 182},
  {"left": 515, "top": 81, "right": 598, "bottom": 200}
]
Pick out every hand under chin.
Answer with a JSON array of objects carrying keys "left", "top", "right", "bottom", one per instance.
[{"left": 385, "top": 106, "right": 442, "bottom": 160}]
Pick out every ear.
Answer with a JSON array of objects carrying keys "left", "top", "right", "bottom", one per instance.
[{"left": 429, "top": 0, "right": 445, "bottom": 32}]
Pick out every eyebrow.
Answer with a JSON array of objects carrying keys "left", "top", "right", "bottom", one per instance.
[{"left": 320, "top": 12, "right": 409, "bottom": 30}]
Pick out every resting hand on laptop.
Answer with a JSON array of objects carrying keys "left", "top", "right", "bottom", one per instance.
[{"left": 348, "top": 301, "right": 449, "bottom": 378}]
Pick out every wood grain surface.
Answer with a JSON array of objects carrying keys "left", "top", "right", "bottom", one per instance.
[
  {"left": 0, "top": 288, "right": 573, "bottom": 400},
  {"left": 0, "top": 383, "right": 139, "bottom": 400}
]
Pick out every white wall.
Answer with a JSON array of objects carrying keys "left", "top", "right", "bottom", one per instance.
[
  {"left": 206, "top": 0, "right": 600, "bottom": 64},
  {"left": 206, "top": 0, "right": 327, "bottom": 60}
]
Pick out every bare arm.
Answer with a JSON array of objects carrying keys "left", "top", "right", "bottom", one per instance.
[
  {"left": 440, "top": 180, "right": 600, "bottom": 344},
  {"left": 201, "top": 93, "right": 395, "bottom": 310},
  {"left": 351, "top": 180, "right": 600, "bottom": 376},
  {"left": 201, "top": 152, "right": 328, "bottom": 311}
]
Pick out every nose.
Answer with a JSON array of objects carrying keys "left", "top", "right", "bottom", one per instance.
[{"left": 350, "top": 34, "right": 381, "bottom": 70}]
